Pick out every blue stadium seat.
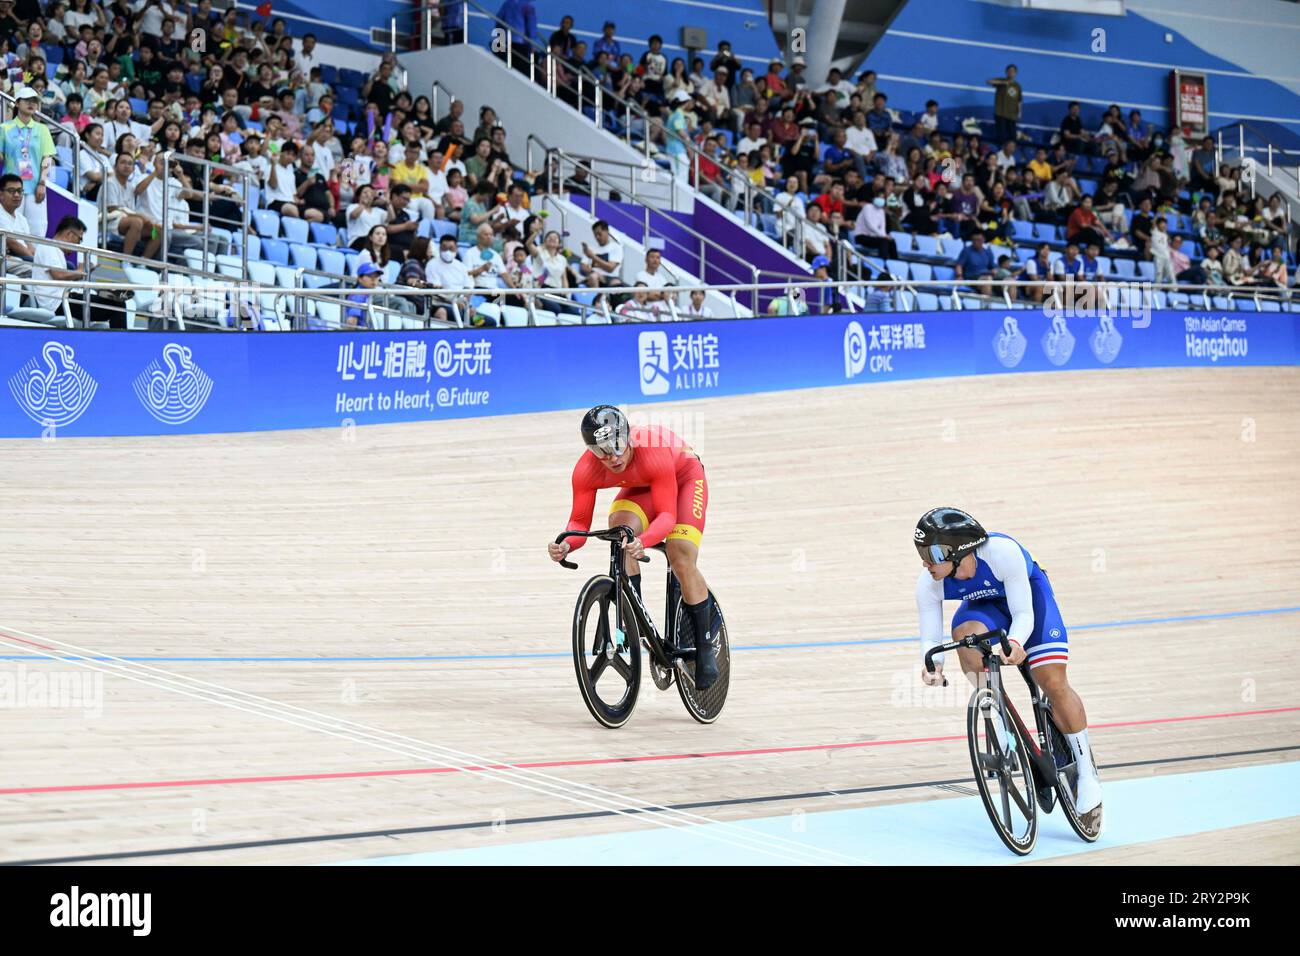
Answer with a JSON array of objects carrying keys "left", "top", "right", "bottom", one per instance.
[
  {"left": 886, "top": 259, "right": 911, "bottom": 280},
  {"left": 1033, "top": 222, "right": 1057, "bottom": 242},
  {"left": 1010, "top": 220, "right": 1036, "bottom": 242},
  {"left": 912, "top": 234, "right": 941, "bottom": 258},
  {"left": 915, "top": 292, "right": 939, "bottom": 310},
  {"left": 909, "top": 262, "right": 933, "bottom": 282},
  {"left": 890, "top": 231, "right": 914, "bottom": 254},
  {"left": 129, "top": 97, "right": 147, "bottom": 117},
  {"left": 430, "top": 220, "right": 458, "bottom": 241},
  {"left": 1135, "top": 261, "right": 1155, "bottom": 282},
  {"left": 320, "top": 65, "right": 338, "bottom": 85},
  {"left": 290, "top": 243, "right": 318, "bottom": 269},
  {"left": 1112, "top": 258, "right": 1136, "bottom": 279},
  {"left": 310, "top": 222, "right": 339, "bottom": 246},
  {"left": 260, "top": 238, "right": 290, "bottom": 266},
  {"left": 317, "top": 248, "right": 346, "bottom": 276},
  {"left": 253, "top": 208, "right": 281, "bottom": 238},
  {"left": 1212, "top": 295, "right": 1234, "bottom": 311},
  {"left": 281, "top": 218, "right": 309, "bottom": 245}
]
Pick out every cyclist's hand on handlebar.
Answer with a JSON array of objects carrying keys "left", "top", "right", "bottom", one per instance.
[
  {"left": 998, "top": 640, "right": 1026, "bottom": 666},
  {"left": 921, "top": 664, "right": 945, "bottom": 687},
  {"left": 548, "top": 540, "right": 572, "bottom": 563},
  {"left": 621, "top": 536, "right": 646, "bottom": 563}
]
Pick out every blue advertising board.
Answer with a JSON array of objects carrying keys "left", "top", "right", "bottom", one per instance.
[{"left": 1, "top": 310, "right": 1296, "bottom": 439}]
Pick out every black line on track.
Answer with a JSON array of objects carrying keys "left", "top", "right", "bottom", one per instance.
[{"left": 6, "top": 743, "right": 1298, "bottom": 866}]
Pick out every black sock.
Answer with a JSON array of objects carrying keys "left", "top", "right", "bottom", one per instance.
[
  {"left": 684, "top": 596, "right": 713, "bottom": 647},
  {"left": 629, "top": 573, "right": 642, "bottom": 599}
]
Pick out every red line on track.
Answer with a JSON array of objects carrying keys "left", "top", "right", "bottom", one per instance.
[
  {"left": 0, "top": 632, "right": 57, "bottom": 652},
  {"left": 4, "top": 705, "right": 1298, "bottom": 797}
]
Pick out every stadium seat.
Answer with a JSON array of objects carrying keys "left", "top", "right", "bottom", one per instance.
[
  {"left": 909, "top": 262, "right": 933, "bottom": 282},
  {"left": 290, "top": 243, "right": 318, "bottom": 270},
  {"left": 310, "top": 223, "right": 339, "bottom": 246},
  {"left": 532, "top": 310, "right": 559, "bottom": 326},
  {"left": 317, "top": 248, "right": 346, "bottom": 276},
  {"left": 912, "top": 234, "right": 942, "bottom": 259},
  {"left": 260, "top": 239, "right": 290, "bottom": 266},
  {"left": 499, "top": 305, "right": 529, "bottom": 327},
  {"left": 253, "top": 209, "right": 281, "bottom": 238},
  {"left": 281, "top": 218, "right": 310, "bottom": 245},
  {"left": 1010, "top": 221, "right": 1036, "bottom": 243},
  {"left": 1258, "top": 299, "right": 1282, "bottom": 312},
  {"left": 915, "top": 292, "right": 939, "bottom": 311},
  {"left": 1135, "top": 261, "right": 1155, "bottom": 282},
  {"left": 430, "top": 220, "right": 459, "bottom": 242},
  {"left": 890, "top": 231, "right": 914, "bottom": 254},
  {"left": 886, "top": 259, "right": 910, "bottom": 280},
  {"left": 1112, "top": 258, "right": 1136, "bottom": 279},
  {"left": 1212, "top": 295, "right": 1235, "bottom": 311}
]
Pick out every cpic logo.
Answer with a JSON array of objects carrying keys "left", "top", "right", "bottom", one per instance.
[
  {"left": 7, "top": 341, "right": 98, "bottom": 428},
  {"left": 1089, "top": 315, "right": 1124, "bottom": 364},
  {"left": 992, "top": 316, "right": 1027, "bottom": 369},
  {"left": 1041, "top": 314, "right": 1076, "bottom": 367},
  {"left": 638, "top": 331, "right": 670, "bottom": 395},
  {"left": 133, "top": 343, "right": 214, "bottom": 425},
  {"left": 913, "top": 527, "right": 926, "bottom": 541},
  {"left": 843, "top": 321, "right": 866, "bottom": 379}
]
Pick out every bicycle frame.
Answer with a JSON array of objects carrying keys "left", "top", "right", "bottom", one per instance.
[
  {"left": 983, "top": 654, "right": 1062, "bottom": 806},
  {"left": 557, "top": 527, "right": 693, "bottom": 673}
]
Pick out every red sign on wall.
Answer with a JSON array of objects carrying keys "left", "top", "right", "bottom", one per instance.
[{"left": 1171, "top": 70, "right": 1209, "bottom": 136}]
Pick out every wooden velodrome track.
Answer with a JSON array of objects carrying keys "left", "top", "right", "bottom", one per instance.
[{"left": 2, "top": 366, "right": 1298, "bottom": 865}]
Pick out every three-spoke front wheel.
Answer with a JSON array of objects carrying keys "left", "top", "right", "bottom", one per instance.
[
  {"left": 967, "top": 688, "right": 1038, "bottom": 856},
  {"left": 572, "top": 575, "right": 642, "bottom": 728}
]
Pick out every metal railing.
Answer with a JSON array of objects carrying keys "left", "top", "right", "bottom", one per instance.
[
  {"left": 160, "top": 152, "right": 255, "bottom": 277},
  {"left": 7, "top": 273, "right": 1289, "bottom": 332}
]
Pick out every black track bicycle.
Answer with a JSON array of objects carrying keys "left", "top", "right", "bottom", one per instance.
[
  {"left": 925, "top": 629, "right": 1102, "bottom": 855},
  {"left": 555, "top": 526, "right": 730, "bottom": 729}
]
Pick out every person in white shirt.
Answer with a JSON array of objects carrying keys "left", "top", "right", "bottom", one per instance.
[
  {"left": 138, "top": 0, "right": 178, "bottom": 38},
  {"left": 345, "top": 184, "right": 388, "bottom": 247},
  {"left": 702, "top": 68, "right": 731, "bottom": 123},
  {"left": 422, "top": 233, "right": 477, "bottom": 320},
  {"left": 844, "top": 112, "right": 878, "bottom": 159},
  {"left": 736, "top": 121, "right": 767, "bottom": 157},
  {"left": 773, "top": 176, "right": 806, "bottom": 244},
  {"left": 683, "top": 288, "right": 713, "bottom": 319},
  {"left": 102, "top": 100, "right": 151, "bottom": 153},
  {"left": 634, "top": 248, "right": 673, "bottom": 304},
  {"left": 264, "top": 141, "right": 303, "bottom": 218},
  {"left": 462, "top": 222, "right": 512, "bottom": 289},
  {"left": 0, "top": 173, "right": 37, "bottom": 277},
  {"left": 101, "top": 151, "right": 159, "bottom": 258},
  {"left": 29, "top": 215, "right": 87, "bottom": 315},
  {"left": 234, "top": 134, "right": 271, "bottom": 189},
  {"left": 530, "top": 230, "right": 570, "bottom": 289},
  {"left": 802, "top": 203, "right": 833, "bottom": 260},
  {"left": 579, "top": 219, "right": 623, "bottom": 287},
  {"left": 615, "top": 283, "right": 663, "bottom": 322}
]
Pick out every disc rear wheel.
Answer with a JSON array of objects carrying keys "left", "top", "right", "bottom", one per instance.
[{"left": 673, "top": 594, "right": 730, "bottom": 724}]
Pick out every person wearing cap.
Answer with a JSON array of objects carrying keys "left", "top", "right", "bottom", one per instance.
[
  {"left": 1, "top": 85, "right": 56, "bottom": 238},
  {"left": 664, "top": 89, "right": 692, "bottom": 178},
  {"left": 344, "top": 262, "right": 382, "bottom": 330},
  {"left": 592, "top": 21, "right": 620, "bottom": 63},
  {"left": 710, "top": 41, "right": 741, "bottom": 90},
  {"left": 701, "top": 68, "right": 731, "bottom": 130},
  {"left": 787, "top": 56, "right": 807, "bottom": 92}
]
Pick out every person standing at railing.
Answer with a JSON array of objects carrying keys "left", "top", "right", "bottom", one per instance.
[
  {"left": 1, "top": 85, "right": 55, "bottom": 238},
  {"left": 495, "top": 0, "right": 537, "bottom": 73}
]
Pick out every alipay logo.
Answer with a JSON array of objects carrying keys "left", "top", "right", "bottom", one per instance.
[
  {"left": 638, "top": 331, "right": 670, "bottom": 395},
  {"left": 132, "top": 343, "right": 214, "bottom": 425},
  {"left": 992, "top": 316, "right": 1027, "bottom": 369},
  {"left": 7, "top": 341, "right": 98, "bottom": 428},
  {"left": 844, "top": 320, "right": 866, "bottom": 379}
]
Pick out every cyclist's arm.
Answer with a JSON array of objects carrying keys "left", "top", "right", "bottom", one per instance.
[
  {"left": 562, "top": 457, "right": 601, "bottom": 552},
  {"left": 915, "top": 570, "right": 946, "bottom": 665},
  {"left": 984, "top": 537, "right": 1034, "bottom": 646}
]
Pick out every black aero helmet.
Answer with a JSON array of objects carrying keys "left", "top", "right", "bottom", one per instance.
[
  {"left": 580, "top": 404, "right": 630, "bottom": 458},
  {"left": 915, "top": 507, "right": 987, "bottom": 566}
]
